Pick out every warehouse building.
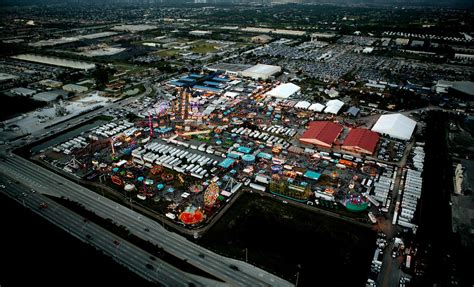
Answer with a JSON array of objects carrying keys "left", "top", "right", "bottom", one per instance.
[
  {"left": 342, "top": 128, "right": 380, "bottom": 155},
  {"left": 63, "top": 83, "right": 88, "bottom": 93},
  {"left": 33, "top": 90, "right": 68, "bottom": 102},
  {"left": 299, "top": 121, "right": 343, "bottom": 148},
  {"left": 10, "top": 87, "right": 36, "bottom": 97},
  {"left": 189, "top": 30, "right": 212, "bottom": 37},
  {"left": 241, "top": 64, "right": 281, "bottom": 80},
  {"left": 251, "top": 34, "right": 273, "bottom": 44}
]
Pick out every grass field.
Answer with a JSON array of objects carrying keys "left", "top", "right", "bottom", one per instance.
[
  {"left": 191, "top": 42, "right": 218, "bottom": 54},
  {"left": 200, "top": 192, "right": 376, "bottom": 287},
  {"left": 156, "top": 49, "right": 180, "bottom": 57}
]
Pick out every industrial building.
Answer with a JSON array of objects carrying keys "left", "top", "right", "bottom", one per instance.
[
  {"left": 251, "top": 34, "right": 273, "bottom": 44},
  {"left": 371, "top": 113, "right": 416, "bottom": 140},
  {"left": 189, "top": 30, "right": 212, "bottom": 37},
  {"left": 206, "top": 63, "right": 252, "bottom": 76},
  {"left": 39, "top": 79, "right": 63, "bottom": 88},
  {"left": 342, "top": 128, "right": 380, "bottom": 155},
  {"left": 10, "top": 87, "right": 36, "bottom": 97},
  {"left": 63, "top": 84, "right": 88, "bottom": 93},
  {"left": 266, "top": 82, "right": 300, "bottom": 99},
  {"left": 33, "top": 90, "right": 68, "bottom": 102},
  {"left": 299, "top": 121, "right": 343, "bottom": 148},
  {"left": 241, "top": 64, "right": 281, "bottom": 80}
]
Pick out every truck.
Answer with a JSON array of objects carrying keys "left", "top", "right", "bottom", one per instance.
[{"left": 368, "top": 212, "right": 377, "bottom": 224}]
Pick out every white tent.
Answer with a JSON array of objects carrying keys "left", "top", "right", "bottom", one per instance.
[
  {"left": 308, "top": 103, "right": 325, "bottom": 112},
  {"left": 371, "top": 113, "right": 416, "bottom": 140},
  {"left": 266, "top": 83, "right": 301, "bottom": 99},
  {"left": 295, "top": 101, "right": 311, "bottom": 109},
  {"left": 224, "top": 91, "right": 239, "bottom": 98},
  {"left": 324, "top": 99, "right": 344, "bottom": 114}
]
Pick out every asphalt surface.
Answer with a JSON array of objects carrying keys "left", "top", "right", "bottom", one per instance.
[
  {"left": 0, "top": 155, "right": 292, "bottom": 287},
  {"left": 4, "top": 82, "right": 153, "bottom": 147},
  {"left": 0, "top": 175, "right": 214, "bottom": 287}
]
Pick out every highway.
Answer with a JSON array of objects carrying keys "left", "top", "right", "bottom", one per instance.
[
  {"left": 0, "top": 155, "right": 293, "bottom": 287},
  {"left": 0, "top": 175, "right": 215, "bottom": 287}
]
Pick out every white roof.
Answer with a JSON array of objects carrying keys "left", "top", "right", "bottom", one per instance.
[
  {"left": 295, "top": 101, "right": 311, "bottom": 109},
  {"left": 324, "top": 99, "right": 344, "bottom": 114},
  {"left": 309, "top": 103, "right": 325, "bottom": 112},
  {"left": 224, "top": 91, "right": 239, "bottom": 98},
  {"left": 63, "top": 84, "right": 88, "bottom": 92},
  {"left": 371, "top": 113, "right": 416, "bottom": 140},
  {"left": 241, "top": 64, "right": 281, "bottom": 78},
  {"left": 266, "top": 83, "right": 301, "bottom": 99}
]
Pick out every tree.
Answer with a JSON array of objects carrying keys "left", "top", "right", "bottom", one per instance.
[{"left": 92, "top": 65, "right": 115, "bottom": 88}]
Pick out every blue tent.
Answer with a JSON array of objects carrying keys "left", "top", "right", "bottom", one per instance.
[
  {"left": 304, "top": 170, "right": 321, "bottom": 180},
  {"left": 218, "top": 158, "right": 235, "bottom": 169}
]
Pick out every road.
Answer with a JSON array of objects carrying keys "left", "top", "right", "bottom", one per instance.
[
  {"left": 377, "top": 242, "right": 403, "bottom": 287},
  {"left": 0, "top": 155, "right": 292, "bottom": 287},
  {"left": 4, "top": 81, "right": 154, "bottom": 148},
  {"left": 0, "top": 175, "right": 215, "bottom": 287}
]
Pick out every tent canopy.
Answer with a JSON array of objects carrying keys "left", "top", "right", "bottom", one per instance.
[{"left": 371, "top": 113, "right": 416, "bottom": 140}]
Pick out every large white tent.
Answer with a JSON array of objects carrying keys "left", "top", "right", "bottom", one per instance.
[
  {"left": 309, "top": 103, "right": 325, "bottom": 112},
  {"left": 295, "top": 101, "right": 311, "bottom": 109},
  {"left": 266, "top": 83, "right": 301, "bottom": 99},
  {"left": 371, "top": 113, "right": 416, "bottom": 140},
  {"left": 324, "top": 99, "right": 344, "bottom": 114}
]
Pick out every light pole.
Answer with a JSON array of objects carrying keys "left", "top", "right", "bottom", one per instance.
[
  {"left": 295, "top": 271, "right": 300, "bottom": 287},
  {"left": 245, "top": 248, "right": 248, "bottom": 263},
  {"left": 81, "top": 220, "right": 88, "bottom": 231},
  {"left": 114, "top": 240, "right": 121, "bottom": 257}
]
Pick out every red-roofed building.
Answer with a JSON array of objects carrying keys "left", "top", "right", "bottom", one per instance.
[
  {"left": 342, "top": 128, "right": 380, "bottom": 155},
  {"left": 299, "top": 121, "right": 343, "bottom": 148}
]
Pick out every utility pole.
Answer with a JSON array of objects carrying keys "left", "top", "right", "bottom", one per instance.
[{"left": 245, "top": 248, "right": 248, "bottom": 263}]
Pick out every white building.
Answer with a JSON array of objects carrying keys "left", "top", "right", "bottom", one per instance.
[
  {"left": 241, "top": 64, "right": 281, "bottom": 80},
  {"left": 63, "top": 84, "right": 88, "bottom": 93},
  {"left": 10, "top": 87, "right": 36, "bottom": 97},
  {"left": 189, "top": 30, "right": 212, "bottom": 37},
  {"left": 454, "top": 53, "right": 474, "bottom": 61}
]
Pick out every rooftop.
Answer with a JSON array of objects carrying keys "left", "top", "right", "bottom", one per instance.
[
  {"left": 300, "top": 121, "right": 343, "bottom": 147},
  {"left": 342, "top": 128, "right": 380, "bottom": 155}
]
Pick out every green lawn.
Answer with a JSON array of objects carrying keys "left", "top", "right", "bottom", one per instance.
[
  {"left": 191, "top": 42, "right": 217, "bottom": 54},
  {"left": 156, "top": 49, "right": 179, "bottom": 57}
]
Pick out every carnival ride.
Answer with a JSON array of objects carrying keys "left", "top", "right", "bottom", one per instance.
[
  {"left": 204, "top": 182, "right": 220, "bottom": 211},
  {"left": 343, "top": 193, "right": 369, "bottom": 212},
  {"left": 189, "top": 184, "right": 204, "bottom": 193},
  {"left": 178, "top": 205, "right": 204, "bottom": 225}
]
